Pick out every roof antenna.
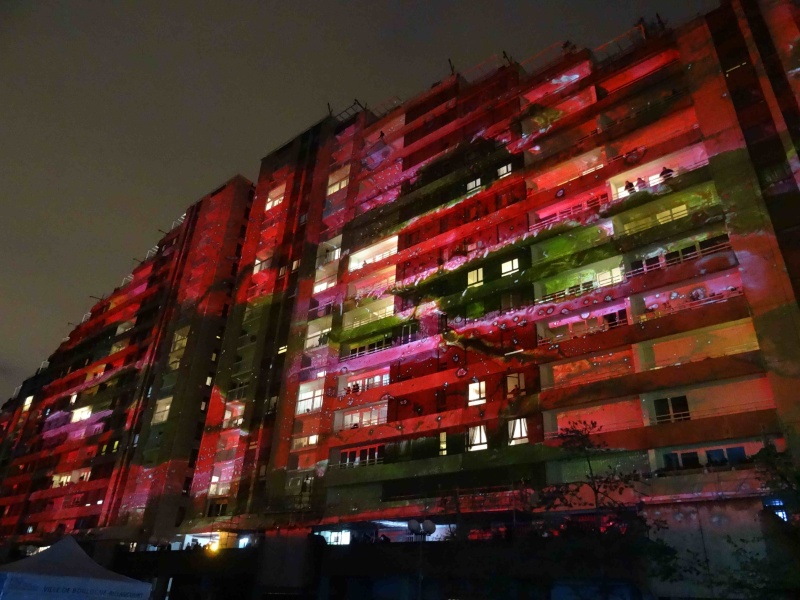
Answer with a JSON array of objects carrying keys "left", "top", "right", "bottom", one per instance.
[
  {"left": 327, "top": 102, "right": 333, "bottom": 116},
  {"left": 448, "top": 58, "right": 455, "bottom": 75},
  {"left": 502, "top": 50, "right": 514, "bottom": 65}
]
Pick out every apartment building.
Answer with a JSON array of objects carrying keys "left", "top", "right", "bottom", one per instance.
[
  {"left": 2, "top": 0, "right": 800, "bottom": 596},
  {"left": 0, "top": 176, "right": 253, "bottom": 552}
]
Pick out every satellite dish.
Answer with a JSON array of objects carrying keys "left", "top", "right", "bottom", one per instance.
[
  {"left": 422, "top": 520, "right": 436, "bottom": 535},
  {"left": 408, "top": 520, "right": 422, "bottom": 534}
]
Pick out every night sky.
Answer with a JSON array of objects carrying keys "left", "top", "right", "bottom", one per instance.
[{"left": 0, "top": 0, "right": 720, "bottom": 399}]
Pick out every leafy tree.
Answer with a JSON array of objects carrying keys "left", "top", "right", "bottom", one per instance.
[{"left": 529, "top": 420, "right": 682, "bottom": 587}]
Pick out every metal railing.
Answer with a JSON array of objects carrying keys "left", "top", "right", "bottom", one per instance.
[
  {"left": 329, "top": 457, "right": 385, "bottom": 469},
  {"left": 350, "top": 247, "right": 397, "bottom": 272},
  {"left": 343, "top": 305, "right": 395, "bottom": 331}
]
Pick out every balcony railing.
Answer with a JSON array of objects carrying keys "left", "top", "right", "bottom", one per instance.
[
  {"left": 329, "top": 457, "right": 385, "bottom": 469},
  {"left": 343, "top": 306, "right": 395, "bottom": 331},
  {"left": 351, "top": 275, "right": 396, "bottom": 300},
  {"left": 350, "top": 247, "right": 398, "bottom": 272},
  {"left": 544, "top": 401, "right": 774, "bottom": 438},
  {"left": 335, "top": 415, "right": 389, "bottom": 432},
  {"left": 535, "top": 239, "right": 732, "bottom": 307}
]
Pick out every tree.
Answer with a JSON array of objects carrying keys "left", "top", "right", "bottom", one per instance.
[{"left": 529, "top": 420, "right": 682, "bottom": 588}]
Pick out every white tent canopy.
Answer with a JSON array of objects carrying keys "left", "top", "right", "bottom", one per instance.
[{"left": 0, "top": 536, "right": 151, "bottom": 600}]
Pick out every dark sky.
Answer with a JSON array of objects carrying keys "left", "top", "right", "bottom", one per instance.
[{"left": 0, "top": 0, "right": 719, "bottom": 399}]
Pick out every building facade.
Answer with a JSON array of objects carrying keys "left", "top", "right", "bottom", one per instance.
[{"left": 3, "top": 0, "right": 800, "bottom": 596}]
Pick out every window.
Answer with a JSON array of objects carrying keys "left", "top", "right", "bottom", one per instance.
[
  {"left": 497, "top": 163, "right": 512, "bottom": 179},
  {"left": 439, "top": 432, "right": 447, "bottom": 456},
  {"left": 69, "top": 393, "right": 78, "bottom": 405},
  {"left": 168, "top": 327, "right": 189, "bottom": 370},
  {"left": 291, "top": 259, "right": 300, "bottom": 272},
  {"left": 340, "top": 444, "right": 385, "bottom": 466},
  {"left": 278, "top": 345, "right": 287, "bottom": 354},
  {"left": 653, "top": 395, "right": 690, "bottom": 424},
  {"left": 22, "top": 396, "right": 33, "bottom": 412},
  {"left": 467, "top": 268, "right": 484, "bottom": 288},
  {"left": 205, "top": 375, "right": 213, "bottom": 387},
  {"left": 680, "top": 452, "right": 701, "bottom": 469},
  {"left": 468, "top": 381, "right": 486, "bottom": 406},
  {"left": 508, "top": 418, "right": 528, "bottom": 445},
  {"left": 313, "top": 278, "right": 335, "bottom": 294},
  {"left": 595, "top": 267, "right": 623, "bottom": 287},
  {"left": 501, "top": 259, "right": 519, "bottom": 277},
  {"left": 71, "top": 407, "right": 92, "bottom": 423},
  {"left": 151, "top": 397, "right": 172, "bottom": 424},
  {"left": 656, "top": 204, "right": 688, "bottom": 225},
  {"left": 278, "top": 265, "right": 287, "bottom": 277},
  {"left": 327, "top": 166, "right": 350, "bottom": 196},
  {"left": 305, "top": 328, "right": 331, "bottom": 349},
  {"left": 291, "top": 434, "right": 319, "bottom": 450},
  {"left": 466, "top": 178, "right": 481, "bottom": 197},
  {"left": 506, "top": 373, "right": 526, "bottom": 398},
  {"left": 265, "top": 185, "right": 285, "bottom": 211},
  {"left": 296, "top": 388, "right": 324, "bottom": 414},
  {"left": 764, "top": 498, "right": 789, "bottom": 522},
  {"left": 468, "top": 425, "right": 488, "bottom": 451},
  {"left": 340, "top": 403, "right": 387, "bottom": 430},
  {"left": 320, "top": 530, "right": 351, "bottom": 545},
  {"left": 265, "top": 195, "right": 283, "bottom": 211},
  {"left": 253, "top": 257, "right": 271, "bottom": 274}
]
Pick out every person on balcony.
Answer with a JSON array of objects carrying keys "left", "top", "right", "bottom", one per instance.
[
  {"left": 635, "top": 177, "right": 647, "bottom": 191},
  {"left": 660, "top": 166, "right": 674, "bottom": 179},
  {"left": 624, "top": 180, "right": 635, "bottom": 193}
]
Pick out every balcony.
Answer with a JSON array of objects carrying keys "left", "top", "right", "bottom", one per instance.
[
  {"left": 538, "top": 291, "right": 749, "bottom": 361},
  {"left": 540, "top": 351, "right": 764, "bottom": 411}
]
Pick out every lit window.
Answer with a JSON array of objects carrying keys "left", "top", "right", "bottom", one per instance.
[
  {"left": 151, "top": 397, "right": 172, "bottom": 424},
  {"left": 320, "top": 530, "right": 351, "bottom": 545},
  {"left": 468, "top": 381, "right": 486, "bottom": 406},
  {"left": 71, "top": 407, "right": 92, "bottom": 423},
  {"left": 656, "top": 204, "right": 689, "bottom": 225},
  {"left": 296, "top": 388, "right": 324, "bottom": 414},
  {"left": 22, "top": 396, "right": 33, "bottom": 412},
  {"left": 501, "top": 258, "right": 519, "bottom": 277},
  {"left": 508, "top": 418, "right": 528, "bottom": 445},
  {"left": 327, "top": 166, "right": 350, "bottom": 196},
  {"left": 305, "top": 328, "right": 331, "bottom": 349},
  {"left": 497, "top": 164, "right": 512, "bottom": 179},
  {"left": 466, "top": 178, "right": 482, "bottom": 196},
  {"left": 317, "top": 371, "right": 326, "bottom": 379},
  {"left": 264, "top": 184, "right": 285, "bottom": 211},
  {"left": 596, "top": 267, "right": 623, "bottom": 288},
  {"left": 468, "top": 425, "right": 488, "bottom": 451},
  {"left": 506, "top": 373, "right": 525, "bottom": 398},
  {"left": 439, "top": 432, "right": 447, "bottom": 456},
  {"left": 278, "top": 345, "right": 287, "bottom": 354},
  {"left": 313, "top": 279, "right": 335, "bottom": 294},
  {"left": 765, "top": 498, "right": 789, "bottom": 522},
  {"left": 265, "top": 196, "right": 283, "bottom": 211},
  {"left": 467, "top": 268, "right": 484, "bottom": 288},
  {"left": 291, "top": 259, "right": 300, "bottom": 272},
  {"left": 205, "top": 376, "right": 213, "bottom": 387},
  {"left": 253, "top": 257, "right": 271, "bottom": 274},
  {"left": 291, "top": 434, "right": 319, "bottom": 450},
  {"left": 278, "top": 266, "right": 287, "bottom": 277}
]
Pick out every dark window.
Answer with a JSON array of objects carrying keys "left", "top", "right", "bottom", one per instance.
[
  {"left": 653, "top": 396, "right": 690, "bottom": 424},
  {"left": 681, "top": 452, "right": 701, "bottom": 469},
  {"left": 706, "top": 449, "right": 727, "bottom": 466},
  {"left": 727, "top": 446, "right": 747, "bottom": 465}
]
